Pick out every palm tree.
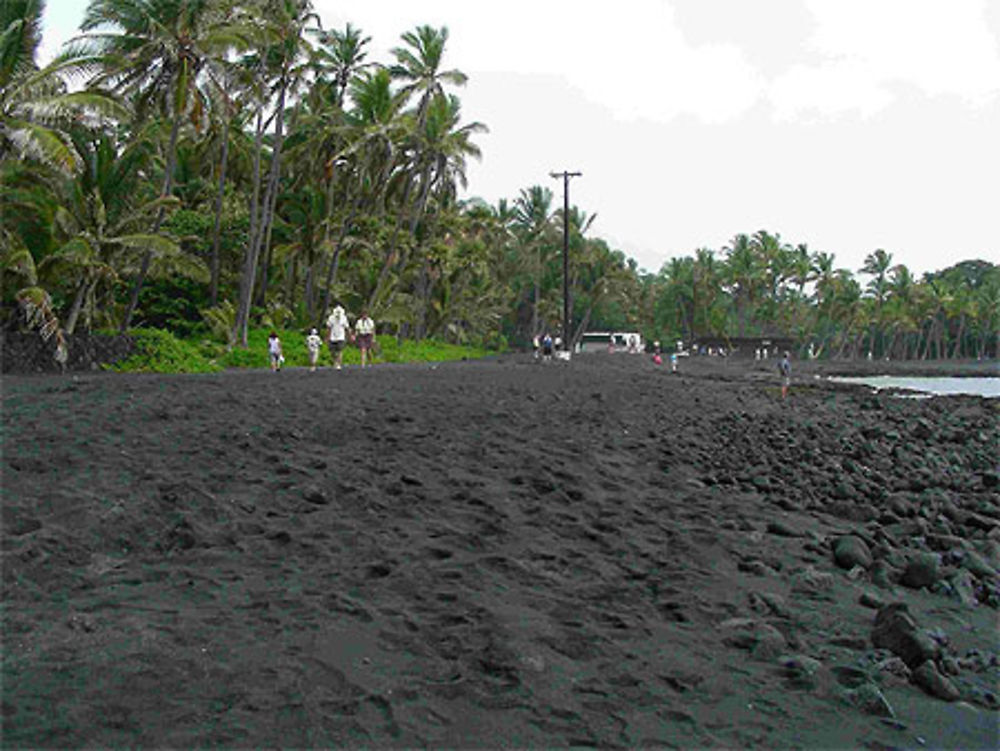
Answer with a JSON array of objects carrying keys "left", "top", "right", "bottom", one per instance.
[
  {"left": 723, "top": 233, "right": 758, "bottom": 337},
  {"left": 40, "top": 128, "right": 205, "bottom": 332},
  {"left": 658, "top": 256, "right": 695, "bottom": 343},
  {"left": 365, "top": 24, "right": 468, "bottom": 313},
  {"left": 860, "top": 248, "right": 893, "bottom": 356},
  {"left": 410, "top": 94, "right": 487, "bottom": 338},
  {"left": 233, "top": 0, "right": 318, "bottom": 345},
  {"left": 513, "top": 185, "right": 554, "bottom": 339},
  {"left": 790, "top": 243, "right": 814, "bottom": 296},
  {"left": 1, "top": 0, "right": 126, "bottom": 172},
  {"left": 312, "top": 22, "right": 373, "bottom": 108},
  {"left": 69, "top": 0, "right": 245, "bottom": 330},
  {"left": 389, "top": 25, "right": 467, "bottom": 129}
]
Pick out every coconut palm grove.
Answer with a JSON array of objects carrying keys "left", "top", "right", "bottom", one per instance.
[{"left": 3, "top": 0, "right": 998, "bottom": 369}]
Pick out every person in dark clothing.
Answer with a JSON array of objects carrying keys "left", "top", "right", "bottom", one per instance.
[{"left": 779, "top": 351, "right": 791, "bottom": 399}]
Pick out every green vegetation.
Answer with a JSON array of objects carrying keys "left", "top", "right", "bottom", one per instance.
[
  {"left": 107, "top": 327, "right": 490, "bottom": 373},
  {"left": 110, "top": 328, "right": 221, "bottom": 373},
  {"left": 2, "top": 1, "right": 997, "bottom": 364}
]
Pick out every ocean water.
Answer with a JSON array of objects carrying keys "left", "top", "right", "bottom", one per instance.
[{"left": 828, "top": 376, "right": 1000, "bottom": 398}]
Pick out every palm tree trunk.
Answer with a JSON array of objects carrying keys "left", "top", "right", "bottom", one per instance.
[
  {"left": 233, "top": 107, "right": 266, "bottom": 346},
  {"left": 120, "top": 113, "right": 181, "bottom": 331},
  {"left": 532, "top": 268, "right": 540, "bottom": 339},
  {"left": 318, "top": 186, "right": 362, "bottom": 326},
  {"left": 254, "top": 165, "right": 282, "bottom": 307},
  {"left": 65, "top": 281, "right": 89, "bottom": 335},
  {"left": 949, "top": 315, "right": 965, "bottom": 359},
  {"left": 368, "top": 172, "right": 417, "bottom": 310},
  {"left": 304, "top": 258, "right": 315, "bottom": 317},
  {"left": 235, "top": 75, "right": 287, "bottom": 345},
  {"left": 208, "top": 119, "right": 230, "bottom": 307},
  {"left": 571, "top": 303, "right": 595, "bottom": 349}
]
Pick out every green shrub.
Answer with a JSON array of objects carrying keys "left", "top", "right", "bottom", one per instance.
[
  {"left": 218, "top": 329, "right": 494, "bottom": 369},
  {"left": 109, "top": 328, "right": 221, "bottom": 373},
  {"left": 106, "top": 327, "right": 499, "bottom": 373}
]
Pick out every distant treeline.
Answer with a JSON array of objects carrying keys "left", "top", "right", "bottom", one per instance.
[{"left": 2, "top": 1, "right": 996, "bottom": 359}]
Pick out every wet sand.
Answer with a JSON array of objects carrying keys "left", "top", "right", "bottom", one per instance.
[{"left": 2, "top": 354, "right": 998, "bottom": 748}]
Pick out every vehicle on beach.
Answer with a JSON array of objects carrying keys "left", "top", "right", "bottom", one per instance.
[{"left": 580, "top": 331, "right": 644, "bottom": 353}]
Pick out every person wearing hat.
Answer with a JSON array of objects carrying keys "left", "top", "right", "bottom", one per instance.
[
  {"left": 305, "top": 327, "right": 323, "bottom": 372},
  {"left": 326, "top": 301, "right": 349, "bottom": 370}
]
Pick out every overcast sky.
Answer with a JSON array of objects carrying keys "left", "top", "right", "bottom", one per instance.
[{"left": 41, "top": 0, "right": 1000, "bottom": 276}]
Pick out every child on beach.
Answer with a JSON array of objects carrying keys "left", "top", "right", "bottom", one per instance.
[
  {"left": 268, "top": 331, "right": 283, "bottom": 372},
  {"left": 305, "top": 328, "right": 322, "bottom": 371}
]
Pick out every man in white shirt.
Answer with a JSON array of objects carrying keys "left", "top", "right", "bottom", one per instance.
[{"left": 326, "top": 302, "right": 349, "bottom": 370}]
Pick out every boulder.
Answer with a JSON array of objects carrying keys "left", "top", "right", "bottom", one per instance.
[
  {"left": 911, "top": 661, "right": 960, "bottom": 702},
  {"left": 871, "top": 603, "right": 939, "bottom": 668},
  {"left": 950, "top": 570, "right": 979, "bottom": 607},
  {"left": 963, "top": 550, "right": 998, "bottom": 580},
  {"left": 849, "top": 682, "right": 895, "bottom": 717},
  {"left": 870, "top": 560, "right": 896, "bottom": 589},
  {"left": 791, "top": 565, "right": 836, "bottom": 596},
  {"left": 834, "top": 535, "right": 873, "bottom": 570},
  {"left": 777, "top": 654, "right": 823, "bottom": 688},
  {"left": 901, "top": 552, "right": 940, "bottom": 589},
  {"left": 766, "top": 520, "right": 798, "bottom": 537},
  {"left": 719, "top": 618, "right": 787, "bottom": 660},
  {"left": 302, "top": 485, "right": 329, "bottom": 505},
  {"left": 912, "top": 418, "right": 935, "bottom": 440}
]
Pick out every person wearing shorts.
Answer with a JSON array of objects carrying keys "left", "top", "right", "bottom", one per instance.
[
  {"left": 779, "top": 351, "right": 791, "bottom": 399},
  {"left": 326, "top": 302, "right": 349, "bottom": 370},
  {"left": 355, "top": 308, "right": 376, "bottom": 367},
  {"left": 268, "top": 331, "right": 283, "bottom": 372}
]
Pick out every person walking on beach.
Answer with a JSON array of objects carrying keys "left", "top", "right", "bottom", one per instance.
[
  {"left": 268, "top": 331, "right": 283, "bottom": 372},
  {"left": 305, "top": 328, "right": 322, "bottom": 372},
  {"left": 326, "top": 302, "right": 349, "bottom": 370},
  {"left": 779, "top": 350, "right": 791, "bottom": 399},
  {"left": 541, "top": 332, "right": 554, "bottom": 362},
  {"left": 355, "top": 308, "right": 376, "bottom": 367},
  {"left": 532, "top": 334, "right": 540, "bottom": 360}
]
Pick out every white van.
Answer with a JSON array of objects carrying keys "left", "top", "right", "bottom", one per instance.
[{"left": 579, "top": 331, "right": 644, "bottom": 353}]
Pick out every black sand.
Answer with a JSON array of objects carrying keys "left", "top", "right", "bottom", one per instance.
[{"left": 2, "top": 354, "right": 998, "bottom": 748}]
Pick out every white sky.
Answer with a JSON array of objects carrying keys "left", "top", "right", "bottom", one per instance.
[{"left": 42, "top": 0, "right": 1000, "bottom": 276}]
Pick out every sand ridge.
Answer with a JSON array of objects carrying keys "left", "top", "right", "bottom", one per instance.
[{"left": 2, "top": 355, "right": 998, "bottom": 748}]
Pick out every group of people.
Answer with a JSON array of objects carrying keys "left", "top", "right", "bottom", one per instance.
[
  {"left": 532, "top": 333, "right": 560, "bottom": 362},
  {"left": 266, "top": 302, "right": 377, "bottom": 372}
]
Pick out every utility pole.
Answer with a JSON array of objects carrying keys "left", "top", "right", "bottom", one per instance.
[{"left": 550, "top": 170, "right": 581, "bottom": 353}]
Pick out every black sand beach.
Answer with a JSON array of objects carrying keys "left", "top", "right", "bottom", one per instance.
[{"left": 2, "top": 354, "right": 998, "bottom": 748}]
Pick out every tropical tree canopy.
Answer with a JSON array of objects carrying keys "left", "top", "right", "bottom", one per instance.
[{"left": 2, "top": 1, "right": 997, "bottom": 361}]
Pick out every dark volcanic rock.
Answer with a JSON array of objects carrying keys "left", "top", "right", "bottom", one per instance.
[
  {"left": 302, "top": 485, "right": 329, "bottom": 505},
  {"left": 963, "top": 550, "right": 999, "bottom": 580},
  {"left": 833, "top": 535, "right": 872, "bottom": 570},
  {"left": 901, "top": 552, "right": 940, "bottom": 589},
  {"left": 911, "top": 661, "right": 960, "bottom": 702},
  {"left": 871, "top": 603, "right": 939, "bottom": 668}
]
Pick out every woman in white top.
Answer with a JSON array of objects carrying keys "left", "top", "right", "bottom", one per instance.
[
  {"left": 354, "top": 308, "right": 376, "bottom": 367},
  {"left": 326, "top": 303, "right": 349, "bottom": 370}
]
